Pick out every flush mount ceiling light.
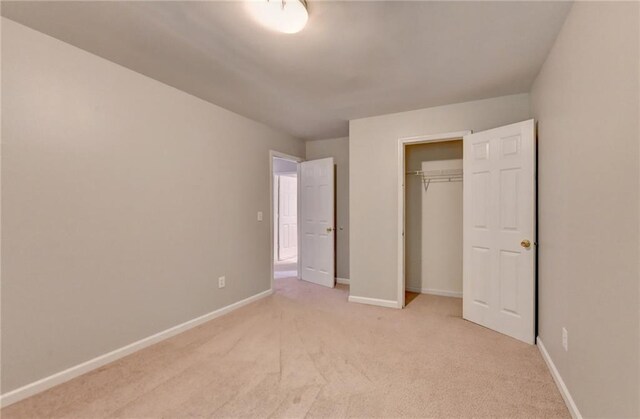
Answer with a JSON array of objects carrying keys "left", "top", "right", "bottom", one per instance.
[{"left": 246, "top": 0, "right": 309, "bottom": 34}]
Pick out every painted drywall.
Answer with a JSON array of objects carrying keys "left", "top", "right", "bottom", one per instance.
[
  {"left": 349, "top": 94, "right": 531, "bottom": 302},
  {"left": 404, "top": 141, "right": 462, "bottom": 296},
  {"left": 305, "top": 137, "right": 349, "bottom": 280},
  {"left": 273, "top": 157, "right": 298, "bottom": 175},
  {"left": 1, "top": 18, "right": 304, "bottom": 393},
  {"left": 531, "top": 2, "right": 640, "bottom": 417}
]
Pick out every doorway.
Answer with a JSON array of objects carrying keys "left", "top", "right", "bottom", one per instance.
[
  {"left": 404, "top": 140, "right": 464, "bottom": 306},
  {"left": 398, "top": 131, "right": 471, "bottom": 309},
  {"left": 270, "top": 151, "right": 337, "bottom": 291},
  {"left": 272, "top": 155, "right": 300, "bottom": 280}
]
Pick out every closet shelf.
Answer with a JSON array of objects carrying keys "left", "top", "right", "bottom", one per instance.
[{"left": 406, "top": 168, "right": 463, "bottom": 190}]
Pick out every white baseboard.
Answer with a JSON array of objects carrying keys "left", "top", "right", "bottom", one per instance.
[
  {"left": 405, "top": 286, "right": 462, "bottom": 298},
  {"left": 537, "top": 337, "right": 582, "bottom": 419},
  {"left": 348, "top": 295, "right": 399, "bottom": 309},
  {"left": 0, "top": 289, "right": 273, "bottom": 408},
  {"left": 336, "top": 277, "right": 350, "bottom": 285}
]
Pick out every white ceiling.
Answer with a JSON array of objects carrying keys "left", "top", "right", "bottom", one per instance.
[{"left": 2, "top": 1, "right": 571, "bottom": 140}]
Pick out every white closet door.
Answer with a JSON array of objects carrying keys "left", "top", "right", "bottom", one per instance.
[
  {"left": 463, "top": 119, "right": 536, "bottom": 344},
  {"left": 300, "top": 158, "right": 335, "bottom": 288}
]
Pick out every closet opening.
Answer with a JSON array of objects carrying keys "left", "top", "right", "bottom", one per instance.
[{"left": 398, "top": 131, "right": 471, "bottom": 308}]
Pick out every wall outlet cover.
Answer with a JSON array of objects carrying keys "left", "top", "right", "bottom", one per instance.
[{"left": 218, "top": 276, "right": 226, "bottom": 288}]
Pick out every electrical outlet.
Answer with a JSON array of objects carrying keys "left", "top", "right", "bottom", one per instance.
[
  {"left": 257, "top": 211, "right": 263, "bottom": 221},
  {"left": 562, "top": 327, "right": 568, "bottom": 351},
  {"left": 218, "top": 276, "right": 226, "bottom": 289}
]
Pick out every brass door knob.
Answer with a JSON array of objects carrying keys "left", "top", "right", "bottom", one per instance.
[
  {"left": 326, "top": 227, "right": 334, "bottom": 233},
  {"left": 521, "top": 239, "right": 531, "bottom": 249}
]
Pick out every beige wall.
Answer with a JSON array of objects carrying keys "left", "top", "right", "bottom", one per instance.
[
  {"left": 305, "top": 137, "right": 349, "bottom": 280},
  {"left": 404, "top": 141, "right": 462, "bottom": 295},
  {"left": 1, "top": 18, "right": 304, "bottom": 393},
  {"left": 531, "top": 2, "right": 640, "bottom": 417},
  {"left": 349, "top": 94, "right": 531, "bottom": 302}
]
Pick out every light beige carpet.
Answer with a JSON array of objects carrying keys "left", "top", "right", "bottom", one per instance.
[{"left": 2, "top": 278, "right": 569, "bottom": 418}]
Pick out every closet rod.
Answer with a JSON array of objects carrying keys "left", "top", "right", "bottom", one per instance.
[
  {"left": 405, "top": 171, "right": 463, "bottom": 180},
  {"left": 405, "top": 169, "right": 463, "bottom": 176},
  {"left": 406, "top": 169, "right": 463, "bottom": 191}
]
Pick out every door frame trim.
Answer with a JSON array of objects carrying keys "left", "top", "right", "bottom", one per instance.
[
  {"left": 269, "top": 150, "right": 304, "bottom": 292},
  {"left": 396, "top": 131, "right": 471, "bottom": 308}
]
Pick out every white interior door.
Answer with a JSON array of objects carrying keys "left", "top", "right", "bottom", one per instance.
[
  {"left": 463, "top": 119, "right": 536, "bottom": 344},
  {"left": 300, "top": 158, "right": 335, "bottom": 288},
  {"left": 278, "top": 175, "right": 298, "bottom": 260}
]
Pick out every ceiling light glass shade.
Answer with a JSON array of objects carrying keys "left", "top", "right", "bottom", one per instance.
[{"left": 246, "top": 0, "right": 308, "bottom": 34}]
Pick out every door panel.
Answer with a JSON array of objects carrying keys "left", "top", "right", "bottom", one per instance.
[
  {"left": 463, "top": 119, "right": 535, "bottom": 344},
  {"left": 300, "top": 158, "right": 335, "bottom": 288}
]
